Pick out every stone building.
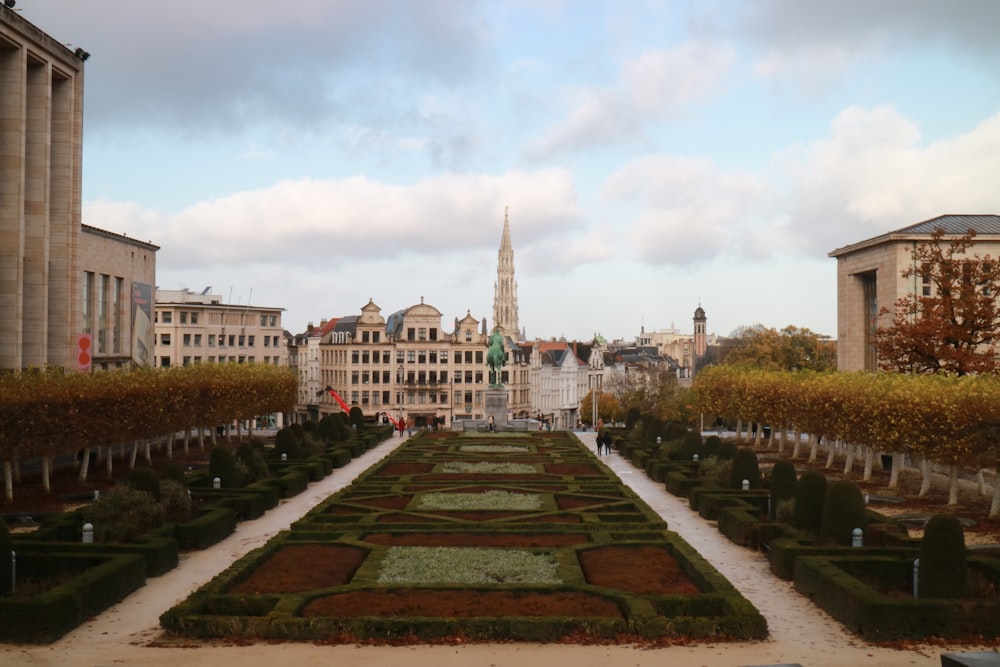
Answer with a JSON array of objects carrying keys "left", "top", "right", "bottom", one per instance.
[
  {"left": 1, "top": 8, "right": 86, "bottom": 370},
  {"left": 829, "top": 214, "right": 1000, "bottom": 371},
  {"left": 153, "top": 288, "right": 285, "bottom": 368}
]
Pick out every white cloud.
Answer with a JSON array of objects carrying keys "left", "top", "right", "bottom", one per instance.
[{"left": 625, "top": 42, "right": 735, "bottom": 115}]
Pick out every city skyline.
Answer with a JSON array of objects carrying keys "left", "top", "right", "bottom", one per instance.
[{"left": 19, "top": 1, "right": 1000, "bottom": 341}]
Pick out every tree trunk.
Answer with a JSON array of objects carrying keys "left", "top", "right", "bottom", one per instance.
[
  {"left": 825, "top": 440, "right": 837, "bottom": 468},
  {"left": 78, "top": 447, "right": 91, "bottom": 482},
  {"left": 106, "top": 445, "right": 114, "bottom": 478},
  {"left": 808, "top": 434, "right": 819, "bottom": 463},
  {"left": 777, "top": 426, "right": 787, "bottom": 455},
  {"left": 198, "top": 427, "right": 205, "bottom": 451},
  {"left": 792, "top": 428, "right": 802, "bottom": 459},
  {"left": 862, "top": 447, "right": 875, "bottom": 482},
  {"left": 947, "top": 465, "right": 960, "bottom": 505},
  {"left": 41, "top": 455, "right": 51, "bottom": 493},
  {"left": 888, "top": 452, "right": 902, "bottom": 489},
  {"left": 129, "top": 440, "right": 139, "bottom": 469},
  {"left": 236, "top": 420, "right": 243, "bottom": 442},
  {"left": 990, "top": 479, "right": 999, "bottom": 518},
  {"left": 976, "top": 469, "right": 987, "bottom": 497},
  {"left": 735, "top": 419, "right": 743, "bottom": 443},
  {"left": 12, "top": 450, "right": 20, "bottom": 484},
  {"left": 143, "top": 439, "right": 151, "bottom": 464},
  {"left": 843, "top": 443, "right": 855, "bottom": 475},
  {"left": 3, "top": 461, "right": 12, "bottom": 502},
  {"left": 919, "top": 459, "right": 933, "bottom": 496},
  {"left": 210, "top": 427, "right": 217, "bottom": 448}
]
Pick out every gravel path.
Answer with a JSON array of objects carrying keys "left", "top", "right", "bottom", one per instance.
[{"left": 2, "top": 431, "right": 994, "bottom": 667}]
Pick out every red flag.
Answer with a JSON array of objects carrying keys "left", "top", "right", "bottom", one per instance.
[{"left": 324, "top": 386, "right": 351, "bottom": 413}]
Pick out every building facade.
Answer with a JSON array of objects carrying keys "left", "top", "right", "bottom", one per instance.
[
  {"left": 1, "top": 9, "right": 86, "bottom": 370},
  {"left": 79, "top": 225, "right": 158, "bottom": 370},
  {"left": 153, "top": 288, "right": 286, "bottom": 368},
  {"left": 828, "top": 214, "right": 1000, "bottom": 371}
]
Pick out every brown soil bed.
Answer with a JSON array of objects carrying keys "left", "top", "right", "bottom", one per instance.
[
  {"left": 581, "top": 546, "right": 700, "bottom": 595},
  {"left": 302, "top": 589, "right": 623, "bottom": 618},
  {"left": 231, "top": 545, "right": 367, "bottom": 594}
]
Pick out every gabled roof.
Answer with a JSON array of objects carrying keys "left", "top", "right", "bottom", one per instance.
[{"left": 829, "top": 214, "right": 1000, "bottom": 257}]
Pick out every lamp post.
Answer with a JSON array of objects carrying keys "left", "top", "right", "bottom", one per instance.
[{"left": 397, "top": 364, "right": 404, "bottom": 424}]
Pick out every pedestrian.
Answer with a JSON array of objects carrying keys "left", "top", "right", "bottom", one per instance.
[
  {"left": 397, "top": 416, "right": 405, "bottom": 437},
  {"left": 488, "top": 414, "right": 496, "bottom": 432},
  {"left": 595, "top": 433, "right": 604, "bottom": 455}
]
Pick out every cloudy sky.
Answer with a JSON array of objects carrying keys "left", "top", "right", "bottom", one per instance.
[{"left": 20, "top": 1, "right": 1000, "bottom": 342}]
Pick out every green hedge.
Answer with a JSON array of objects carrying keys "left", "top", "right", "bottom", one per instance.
[{"left": 0, "top": 551, "right": 147, "bottom": 643}]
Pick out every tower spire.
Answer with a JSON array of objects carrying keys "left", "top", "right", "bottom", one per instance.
[{"left": 493, "top": 206, "right": 520, "bottom": 340}]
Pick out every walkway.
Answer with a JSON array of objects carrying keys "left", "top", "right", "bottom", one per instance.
[{"left": 2, "top": 431, "right": 992, "bottom": 667}]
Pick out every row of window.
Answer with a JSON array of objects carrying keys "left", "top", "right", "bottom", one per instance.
[
  {"left": 349, "top": 370, "right": 487, "bottom": 384},
  {"left": 158, "top": 311, "right": 279, "bottom": 327},
  {"left": 160, "top": 356, "right": 282, "bottom": 367},
  {"left": 348, "top": 349, "right": 486, "bottom": 364},
  {"left": 157, "top": 333, "right": 282, "bottom": 347},
  {"left": 336, "top": 390, "right": 482, "bottom": 406}
]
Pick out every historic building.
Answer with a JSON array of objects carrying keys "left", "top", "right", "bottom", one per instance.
[
  {"left": 153, "top": 288, "right": 286, "bottom": 368},
  {"left": 492, "top": 206, "right": 521, "bottom": 341},
  {"left": 828, "top": 214, "right": 1000, "bottom": 371}
]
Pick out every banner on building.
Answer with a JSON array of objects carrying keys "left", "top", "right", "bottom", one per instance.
[
  {"left": 77, "top": 333, "right": 92, "bottom": 373},
  {"left": 132, "top": 282, "right": 152, "bottom": 367}
]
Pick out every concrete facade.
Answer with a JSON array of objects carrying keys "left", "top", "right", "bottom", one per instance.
[
  {"left": 1, "top": 8, "right": 85, "bottom": 370},
  {"left": 79, "top": 225, "right": 158, "bottom": 369},
  {"left": 153, "top": 288, "right": 286, "bottom": 368},
  {"left": 829, "top": 214, "right": 1000, "bottom": 371}
]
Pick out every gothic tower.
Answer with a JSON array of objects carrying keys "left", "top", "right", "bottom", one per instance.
[{"left": 492, "top": 207, "right": 520, "bottom": 340}]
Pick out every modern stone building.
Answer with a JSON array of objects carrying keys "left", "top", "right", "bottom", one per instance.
[
  {"left": 1, "top": 8, "right": 86, "bottom": 370},
  {"left": 829, "top": 214, "right": 1000, "bottom": 371},
  {"left": 80, "top": 225, "right": 158, "bottom": 370},
  {"left": 153, "top": 288, "right": 285, "bottom": 368}
]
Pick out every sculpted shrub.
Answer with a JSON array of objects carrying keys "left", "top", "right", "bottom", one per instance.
[
  {"left": 728, "top": 448, "right": 762, "bottom": 489},
  {"left": 919, "top": 514, "right": 967, "bottom": 598},
  {"left": 769, "top": 459, "right": 797, "bottom": 520},
  {"left": 820, "top": 479, "right": 868, "bottom": 545},
  {"left": 793, "top": 470, "right": 827, "bottom": 535}
]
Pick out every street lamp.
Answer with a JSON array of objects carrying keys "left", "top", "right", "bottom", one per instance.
[{"left": 397, "top": 364, "right": 404, "bottom": 423}]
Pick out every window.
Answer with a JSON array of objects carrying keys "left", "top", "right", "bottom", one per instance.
[
  {"left": 194, "top": 334, "right": 202, "bottom": 347},
  {"left": 475, "top": 351, "right": 484, "bottom": 364},
  {"left": 429, "top": 351, "right": 437, "bottom": 363},
  {"left": 260, "top": 314, "right": 267, "bottom": 326},
  {"left": 229, "top": 335, "right": 236, "bottom": 347},
  {"left": 362, "top": 372, "right": 370, "bottom": 384},
  {"left": 248, "top": 335, "right": 255, "bottom": 346},
  {"left": 264, "top": 337, "right": 270, "bottom": 347},
  {"left": 362, "top": 391, "right": 370, "bottom": 405},
  {"left": 183, "top": 334, "right": 191, "bottom": 346},
  {"left": 191, "top": 312, "right": 198, "bottom": 325},
  {"left": 465, "top": 330, "right": 471, "bottom": 341},
  {"left": 269, "top": 315, "right": 277, "bottom": 326},
  {"left": 161, "top": 333, "right": 171, "bottom": 345},
  {"left": 407, "top": 327, "right": 416, "bottom": 341},
  {"left": 208, "top": 336, "right": 215, "bottom": 347},
  {"left": 238, "top": 335, "right": 245, "bottom": 347},
  {"left": 418, "top": 350, "right": 427, "bottom": 363},
  {"left": 160, "top": 357, "right": 171, "bottom": 367},
  {"left": 454, "top": 351, "right": 462, "bottom": 363},
  {"left": 183, "top": 356, "right": 191, "bottom": 366},
  {"left": 362, "top": 331, "right": 370, "bottom": 343},
  {"left": 373, "top": 331, "right": 380, "bottom": 343},
  {"left": 352, "top": 350, "right": 360, "bottom": 364},
  {"left": 453, "top": 371, "right": 462, "bottom": 383},
  {"left": 465, "top": 351, "right": 473, "bottom": 364},
  {"left": 418, "top": 327, "right": 427, "bottom": 341},
  {"left": 407, "top": 350, "right": 415, "bottom": 362},
  {"left": 352, "top": 371, "right": 359, "bottom": 384},
  {"left": 429, "top": 328, "right": 438, "bottom": 341},
  {"left": 273, "top": 336, "right": 280, "bottom": 346},
  {"left": 161, "top": 311, "right": 172, "bottom": 324},
  {"left": 362, "top": 351, "right": 370, "bottom": 363},
  {"left": 180, "top": 312, "right": 188, "bottom": 324}
]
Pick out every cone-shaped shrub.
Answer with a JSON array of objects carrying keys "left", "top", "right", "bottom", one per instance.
[
  {"left": 274, "top": 427, "right": 303, "bottom": 460},
  {"left": 208, "top": 445, "right": 239, "bottom": 488},
  {"left": 919, "top": 514, "right": 967, "bottom": 598},
  {"left": 625, "top": 407, "right": 641, "bottom": 430},
  {"left": 160, "top": 463, "right": 187, "bottom": 486},
  {"left": 728, "top": 447, "right": 762, "bottom": 489},
  {"left": 769, "top": 459, "right": 797, "bottom": 520},
  {"left": 820, "top": 479, "right": 867, "bottom": 545},
  {"left": 349, "top": 406, "right": 365, "bottom": 429},
  {"left": 677, "top": 430, "right": 703, "bottom": 461},
  {"left": 0, "top": 518, "right": 12, "bottom": 595},
  {"left": 793, "top": 470, "right": 827, "bottom": 534},
  {"left": 126, "top": 467, "right": 162, "bottom": 501},
  {"left": 703, "top": 435, "right": 722, "bottom": 458},
  {"left": 714, "top": 440, "right": 738, "bottom": 461}
]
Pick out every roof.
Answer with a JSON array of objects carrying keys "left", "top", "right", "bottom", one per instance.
[{"left": 829, "top": 214, "right": 1000, "bottom": 257}]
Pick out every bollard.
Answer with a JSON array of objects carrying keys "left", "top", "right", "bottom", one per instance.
[
  {"left": 913, "top": 558, "right": 920, "bottom": 598},
  {"left": 693, "top": 454, "right": 699, "bottom": 462},
  {"left": 10, "top": 550, "right": 14, "bottom": 594},
  {"left": 656, "top": 436, "right": 661, "bottom": 444},
  {"left": 281, "top": 453, "right": 287, "bottom": 462},
  {"left": 213, "top": 477, "right": 221, "bottom": 489},
  {"left": 864, "top": 493, "right": 869, "bottom": 505},
  {"left": 82, "top": 522, "right": 94, "bottom": 544},
  {"left": 742, "top": 479, "right": 750, "bottom": 491},
  {"left": 852, "top": 527, "right": 863, "bottom": 547},
  {"left": 93, "top": 489, "right": 100, "bottom": 500}
]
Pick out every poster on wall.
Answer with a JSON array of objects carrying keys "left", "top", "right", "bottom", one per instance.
[
  {"left": 132, "top": 282, "right": 152, "bottom": 367},
  {"left": 77, "top": 333, "right": 92, "bottom": 373}
]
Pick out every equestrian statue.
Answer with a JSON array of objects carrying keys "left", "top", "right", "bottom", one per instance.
[{"left": 486, "top": 329, "right": 507, "bottom": 386}]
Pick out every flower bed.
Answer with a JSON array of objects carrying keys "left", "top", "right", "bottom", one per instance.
[{"left": 161, "top": 430, "right": 766, "bottom": 644}]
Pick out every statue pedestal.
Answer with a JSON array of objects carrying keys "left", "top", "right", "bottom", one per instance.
[{"left": 484, "top": 386, "right": 508, "bottom": 428}]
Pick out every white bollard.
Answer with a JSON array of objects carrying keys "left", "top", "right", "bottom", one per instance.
[
  {"left": 82, "top": 522, "right": 94, "bottom": 544},
  {"left": 852, "top": 527, "right": 863, "bottom": 547},
  {"left": 213, "top": 477, "right": 221, "bottom": 489},
  {"left": 693, "top": 454, "right": 699, "bottom": 462},
  {"left": 656, "top": 436, "right": 661, "bottom": 444},
  {"left": 93, "top": 489, "right": 100, "bottom": 500},
  {"left": 281, "top": 453, "right": 287, "bottom": 462},
  {"left": 742, "top": 479, "right": 750, "bottom": 491},
  {"left": 913, "top": 558, "right": 920, "bottom": 597}
]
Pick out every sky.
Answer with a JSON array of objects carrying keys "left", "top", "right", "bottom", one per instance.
[{"left": 17, "top": 0, "right": 1000, "bottom": 342}]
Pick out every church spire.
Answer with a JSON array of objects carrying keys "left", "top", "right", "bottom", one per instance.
[{"left": 493, "top": 206, "right": 520, "bottom": 340}]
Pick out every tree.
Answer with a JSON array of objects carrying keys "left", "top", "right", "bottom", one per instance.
[
  {"left": 722, "top": 324, "right": 835, "bottom": 371},
  {"left": 578, "top": 389, "right": 619, "bottom": 426},
  {"left": 604, "top": 366, "right": 680, "bottom": 421},
  {"left": 873, "top": 227, "right": 1000, "bottom": 375}
]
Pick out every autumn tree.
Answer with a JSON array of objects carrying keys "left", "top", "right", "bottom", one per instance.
[
  {"left": 722, "top": 324, "right": 835, "bottom": 371},
  {"left": 873, "top": 228, "right": 1000, "bottom": 375}
]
